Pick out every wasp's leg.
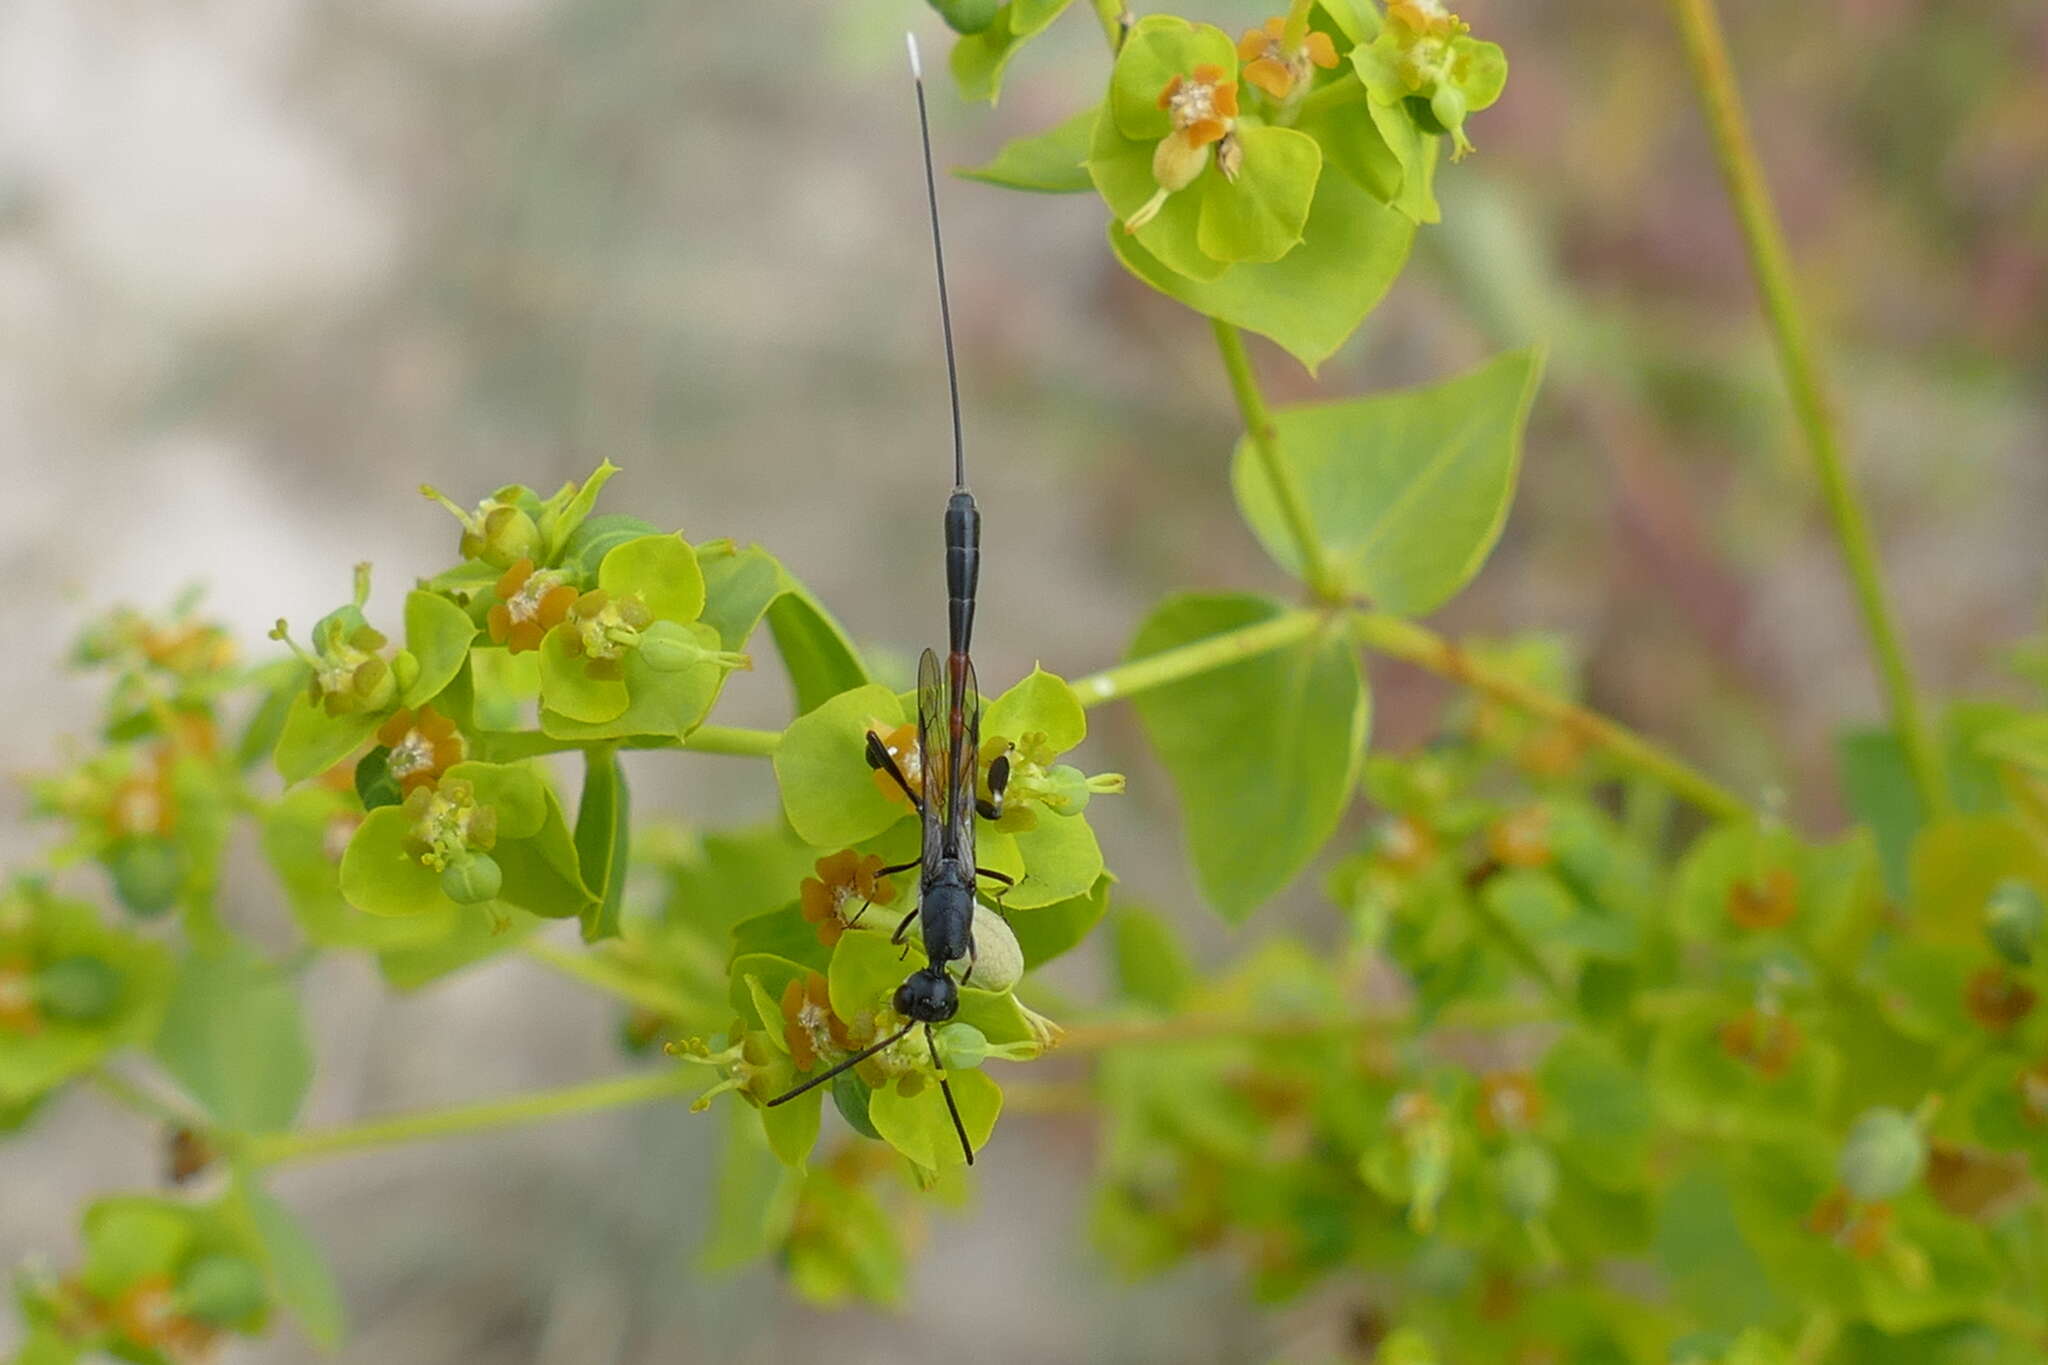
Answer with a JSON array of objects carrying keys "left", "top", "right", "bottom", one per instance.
[
  {"left": 850, "top": 858, "right": 921, "bottom": 928},
  {"left": 890, "top": 907, "right": 919, "bottom": 945}
]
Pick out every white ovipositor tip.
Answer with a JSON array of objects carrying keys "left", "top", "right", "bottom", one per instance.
[{"left": 906, "top": 31, "right": 923, "bottom": 80}]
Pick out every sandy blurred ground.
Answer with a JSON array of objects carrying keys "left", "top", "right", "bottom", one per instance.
[{"left": 0, "top": 0, "right": 2041, "bottom": 1359}]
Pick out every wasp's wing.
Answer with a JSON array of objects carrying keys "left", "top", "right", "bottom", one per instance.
[
  {"left": 917, "top": 648, "right": 948, "bottom": 875},
  {"left": 950, "top": 656, "right": 981, "bottom": 870}
]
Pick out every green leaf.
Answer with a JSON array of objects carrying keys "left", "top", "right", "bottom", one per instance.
[
  {"left": 537, "top": 628, "right": 630, "bottom": 723},
  {"left": 1656, "top": 1165, "right": 1783, "bottom": 1333},
  {"left": 238, "top": 1185, "right": 345, "bottom": 1349},
  {"left": 1127, "top": 595, "right": 1368, "bottom": 919},
  {"left": 869, "top": 1065, "right": 1001, "bottom": 1167},
  {"left": 274, "top": 696, "right": 379, "bottom": 785},
  {"left": 400, "top": 591, "right": 475, "bottom": 707},
  {"left": 730, "top": 903, "right": 831, "bottom": 974},
  {"left": 1197, "top": 124, "right": 1322, "bottom": 264},
  {"left": 957, "top": 105, "right": 1098, "bottom": 193},
  {"left": 695, "top": 541, "right": 785, "bottom": 651},
  {"left": 699, "top": 1102, "right": 798, "bottom": 1270},
  {"left": 557, "top": 512, "right": 657, "bottom": 581},
  {"left": 490, "top": 788, "right": 597, "bottom": 921},
  {"left": 761, "top": 1086, "right": 822, "bottom": 1167},
  {"left": 1109, "top": 904, "right": 1194, "bottom": 1009},
  {"left": 376, "top": 905, "right": 536, "bottom": 990},
  {"left": 1367, "top": 98, "right": 1441, "bottom": 223},
  {"left": 264, "top": 788, "right": 447, "bottom": 952},
  {"left": 339, "top": 806, "right": 452, "bottom": 917},
  {"left": 728, "top": 953, "right": 810, "bottom": 1034},
  {"left": 765, "top": 580, "right": 868, "bottom": 715},
  {"left": 1979, "top": 713, "right": 2048, "bottom": 776},
  {"left": 1295, "top": 93, "right": 1405, "bottom": 209},
  {"left": 1106, "top": 167, "right": 1415, "bottom": 372},
  {"left": 1837, "top": 726, "right": 1924, "bottom": 902},
  {"left": 155, "top": 946, "right": 313, "bottom": 1131},
  {"left": 599, "top": 533, "right": 705, "bottom": 624},
  {"left": 1232, "top": 347, "right": 1544, "bottom": 612},
  {"left": 774, "top": 684, "right": 910, "bottom": 848},
  {"left": 537, "top": 460, "right": 619, "bottom": 559},
  {"left": 574, "top": 747, "right": 629, "bottom": 942},
  {"left": 950, "top": 0, "right": 1078, "bottom": 104},
  {"left": 1009, "top": 872, "right": 1113, "bottom": 970},
  {"left": 1088, "top": 108, "right": 1231, "bottom": 283}
]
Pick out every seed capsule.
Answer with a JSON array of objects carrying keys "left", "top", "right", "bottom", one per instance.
[
  {"left": 1839, "top": 1108, "right": 1926, "bottom": 1202},
  {"left": 34, "top": 956, "right": 124, "bottom": 1024},
  {"left": 174, "top": 1255, "right": 267, "bottom": 1326}
]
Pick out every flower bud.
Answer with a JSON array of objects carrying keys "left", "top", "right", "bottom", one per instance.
[
  {"left": 440, "top": 850, "right": 503, "bottom": 904},
  {"left": 1984, "top": 879, "right": 2043, "bottom": 967},
  {"left": 174, "top": 1254, "right": 267, "bottom": 1326},
  {"left": 1496, "top": 1141, "right": 1557, "bottom": 1220},
  {"left": 107, "top": 836, "right": 183, "bottom": 917},
  {"left": 34, "top": 956, "right": 124, "bottom": 1024},
  {"left": 1839, "top": 1108, "right": 1926, "bottom": 1202}
]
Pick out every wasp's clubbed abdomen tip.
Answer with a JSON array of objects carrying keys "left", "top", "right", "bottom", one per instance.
[{"left": 906, "top": 31, "right": 923, "bottom": 80}]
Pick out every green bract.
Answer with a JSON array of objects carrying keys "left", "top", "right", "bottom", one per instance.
[
  {"left": 338, "top": 761, "right": 593, "bottom": 922},
  {"left": 535, "top": 533, "right": 749, "bottom": 740},
  {"left": 0, "top": 885, "right": 171, "bottom": 1119},
  {"left": 948, "top": 0, "right": 1075, "bottom": 103}
]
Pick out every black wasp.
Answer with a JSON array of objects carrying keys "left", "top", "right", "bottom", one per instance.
[{"left": 766, "top": 34, "right": 1017, "bottom": 1166}]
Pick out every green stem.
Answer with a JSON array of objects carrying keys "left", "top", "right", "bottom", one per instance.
[
  {"left": 473, "top": 723, "right": 780, "bottom": 763},
  {"left": 1211, "top": 320, "right": 1343, "bottom": 602},
  {"left": 89, "top": 1067, "right": 213, "bottom": 1135},
  {"left": 1069, "top": 608, "right": 1327, "bottom": 708},
  {"left": 246, "top": 1069, "right": 696, "bottom": 1167},
  {"left": 1463, "top": 882, "right": 1573, "bottom": 1010},
  {"left": 1665, "top": 0, "right": 1947, "bottom": 817},
  {"left": 1091, "top": 0, "right": 1132, "bottom": 49},
  {"left": 519, "top": 940, "right": 699, "bottom": 1020},
  {"left": 1352, "top": 611, "right": 1751, "bottom": 821}
]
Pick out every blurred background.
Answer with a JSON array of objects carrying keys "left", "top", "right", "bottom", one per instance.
[{"left": 0, "top": 0, "right": 2042, "bottom": 1359}]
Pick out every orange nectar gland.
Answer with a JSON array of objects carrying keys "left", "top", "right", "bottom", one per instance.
[
  {"left": 487, "top": 558, "right": 576, "bottom": 654},
  {"left": 868, "top": 720, "right": 923, "bottom": 808},
  {"left": 1237, "top": 17, "right": 1338, "bottom": 102},
  {"left": 1807, "top": 1191, "right": 1892, "bottom": 1259},
  {"left": 1727, "top": 865, "right": 1798, "bottom": 930},
  {"left": 1476, "top": 1072, "right": 1545, "bottom": 1136},
  {"left": 1125, "top": 65, "right": 1241, "bottom": 233},
  {"left": 780, "top": 971, "right": 853, "bottom": 1071},
  {"left": 375, "top": 705, "right": 464, "bottom": 797},
  {"left": 800, "top": 850, "right": 899, "bottom": 947},
  {"left": 399, "top": 778, "right": 497, "bottom": 871},
  {"left": 109, "top": 1275, "right": 215, "bottom": 1356},
  {"left": 557, "top": 588, "right": 654, "bottom": 681},
  {"left": 1719, "top": 1006, "right": 1803, "bottom": 1078},
  {"left": 0, "top": 956, "right": 40, "bottom": 1034},
  {"left": 1966, "top": 968, "right": 2037, "bottom": 1032},
  {"left": 1387, "top": 0, "right": 1466, "bottom": 38}
]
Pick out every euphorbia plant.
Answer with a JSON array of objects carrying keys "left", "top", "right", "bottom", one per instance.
[{"left": 5, "top": 0, "right": 2048, "bottom": 1360}]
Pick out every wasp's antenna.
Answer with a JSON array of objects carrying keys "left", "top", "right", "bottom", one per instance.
[
  {"left": 765, "top": 1019, "right": 917, "bottom": 1108},
  {"left": 907, "top": 32, "right": 967, "bottom": 492}
]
